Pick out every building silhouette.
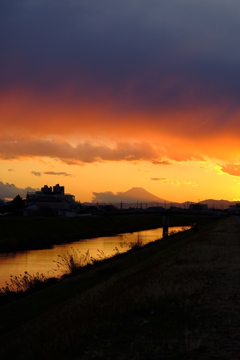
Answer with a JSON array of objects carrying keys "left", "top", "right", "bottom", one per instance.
[{"left": 25, "top": 184, "right": 76, "bottom": 216}]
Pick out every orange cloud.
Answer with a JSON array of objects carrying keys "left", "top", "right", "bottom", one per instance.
[
  {"left": 0, "top": 138, "right": 164, "bottom": 164},
  {"left": 1, "top": 88, "right": 240, "bottom": 165},
  {"left": 220, "top": 164, "right": 240, "bottom": 176}
]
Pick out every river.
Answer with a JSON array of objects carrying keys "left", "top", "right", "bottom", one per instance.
[{"left": 0, "top": 226, "right": 190, "bottom": 288}]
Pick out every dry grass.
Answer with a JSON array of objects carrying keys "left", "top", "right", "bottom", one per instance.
[
  {"left": 0, "top": 272, "right": 58, "bottom": 306},
  {"left": 1, "top": 217, "right": 240, "bottom": 359},
  {"left": 0, "top": 237, "right": 147, "bottom": 307},
  {"left": 54, "top": 248, "right": 97, "bottom": 274}
]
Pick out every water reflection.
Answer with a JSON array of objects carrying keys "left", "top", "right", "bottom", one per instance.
[{"left": 0, "top": 226, "right": 189, "bottom": 288}]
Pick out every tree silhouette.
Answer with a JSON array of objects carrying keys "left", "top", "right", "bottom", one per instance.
[{"left": 12, "top": 195, "right": 25, "bottom": 209}]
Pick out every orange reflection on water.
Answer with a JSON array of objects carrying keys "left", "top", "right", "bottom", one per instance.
[{"left": 0, "top": 226, "right": 190, "bottom": 288}]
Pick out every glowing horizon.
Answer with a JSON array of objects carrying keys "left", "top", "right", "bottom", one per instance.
[{"left": 1, "top": 1, "right": 240, "bottom": 203}]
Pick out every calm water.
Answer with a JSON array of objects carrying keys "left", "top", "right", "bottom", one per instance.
[{"left": 0, "top": 226, "right": 190, "bottom": 288}]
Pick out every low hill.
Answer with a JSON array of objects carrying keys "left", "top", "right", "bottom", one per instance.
[{"left": 200, "top": 199, "right": 237, "bottom": 209}]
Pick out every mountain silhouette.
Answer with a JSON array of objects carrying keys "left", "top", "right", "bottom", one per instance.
[
  {"left": 199, "top": 199, "right": 233, "bottom": 209},
  {"left": 121, "top": 187, "right": 168, "bottom": 203},
  {"left": 91, "top": 188, "right": 238, "bottom": 209},
  {"left": 92, "top": 187, "right": 168, "bottom": 204}
]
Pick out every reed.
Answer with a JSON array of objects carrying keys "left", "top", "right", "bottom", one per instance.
[
  {"left": 128, "top": 233, "right": 144, "bottom": 250},
  {"left": 0, "top": 272, "right": 57, "bottom": 306}
]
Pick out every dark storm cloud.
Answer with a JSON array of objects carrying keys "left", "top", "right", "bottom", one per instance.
[{"left": 1, "top": 0, "right": 240, "bottom": 110}]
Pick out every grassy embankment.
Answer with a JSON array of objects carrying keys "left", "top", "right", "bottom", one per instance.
[
  {"left": 1, "top": 215, "right": 237, "bottom": 359},
  {"left": 0, "top": 213, "right": 212, "bottom": 253}
]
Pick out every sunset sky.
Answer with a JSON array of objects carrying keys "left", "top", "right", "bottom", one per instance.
[{"left": 1, "top": 0, "right": 240, "bottom": 202}]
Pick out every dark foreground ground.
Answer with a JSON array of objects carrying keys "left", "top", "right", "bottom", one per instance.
[{"left": 1, "top": 215, "right": 239, "bottom": 359}]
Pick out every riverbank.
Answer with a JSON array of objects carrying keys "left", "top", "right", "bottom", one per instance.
[
  {"left": 0, "top": 213, "right": 213, "bottom": 253},
  {"left": 1, "top": 216, "right": 239, "bottom": 359}
]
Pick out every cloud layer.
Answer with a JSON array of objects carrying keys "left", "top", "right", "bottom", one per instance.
[
  {"left": 1, "top": 1, "right": 240, "bottom": 167},
  {"left": 31, "top": 171, "right": 73, "bottom": 177},
  {"left": 0, "top": 182, "right": 36, "bottom": 200},
  {"left": 0, "top": 139, "right": 170, "bottom": 164}
]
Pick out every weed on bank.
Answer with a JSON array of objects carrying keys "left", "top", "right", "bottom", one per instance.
[{"left": 0, "top": 237, "right": 146, "bottom": 306}]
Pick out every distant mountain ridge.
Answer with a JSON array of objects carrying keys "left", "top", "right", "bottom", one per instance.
[
  {"left": 199, "top": 199, "right": 236, "bottom": 209},
  {"left": 90, "top": 187, "right": 239, "bottom": 209}
]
